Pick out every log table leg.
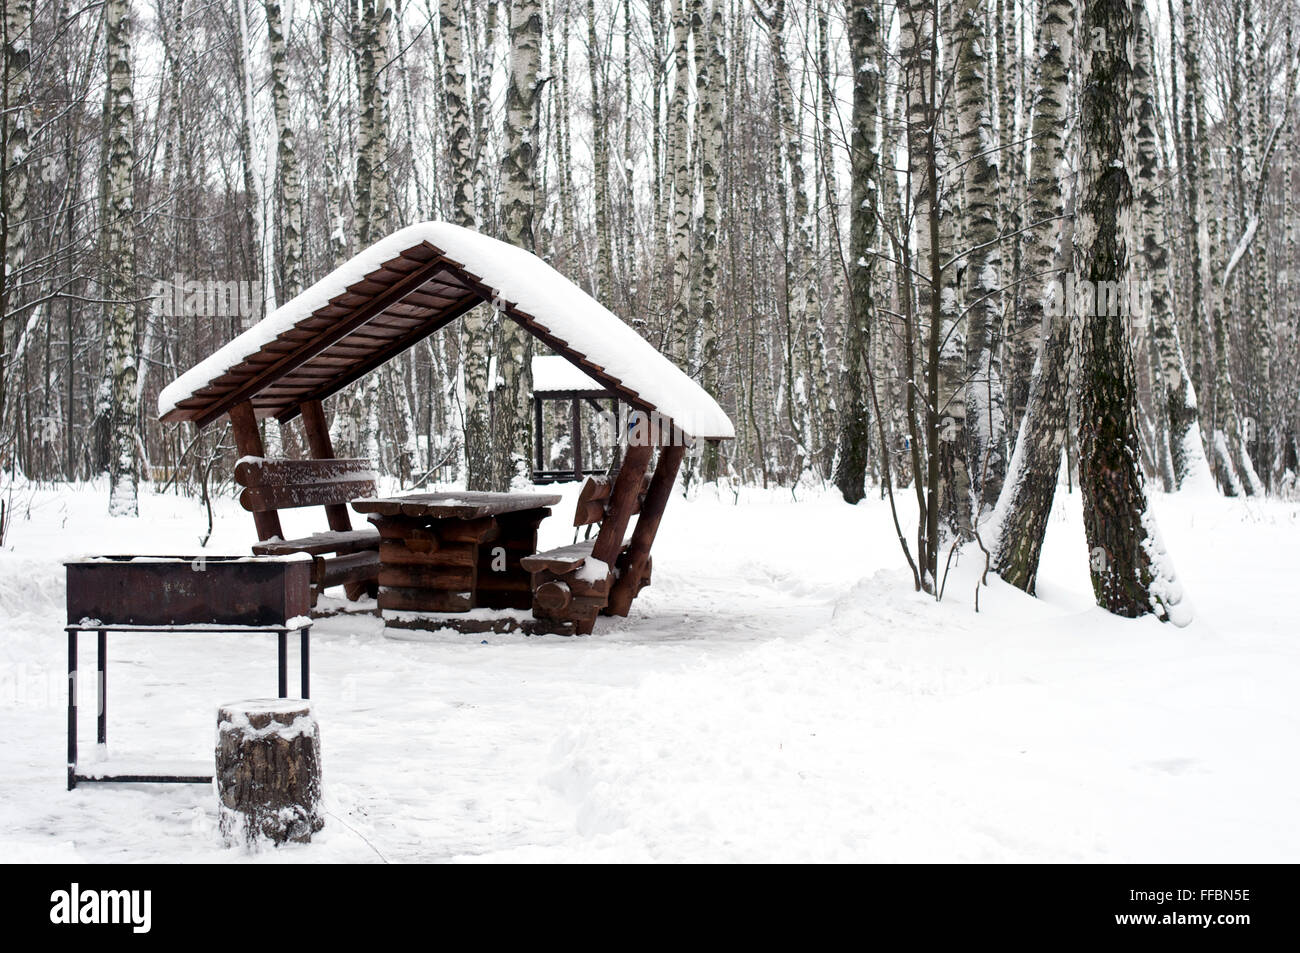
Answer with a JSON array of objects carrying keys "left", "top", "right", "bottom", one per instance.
[
  {"left": 374, "top": 514, "right": 499, "bottom": 614},
  {"left": 476, "top": 508, "right": 548, "bottom": 611}
]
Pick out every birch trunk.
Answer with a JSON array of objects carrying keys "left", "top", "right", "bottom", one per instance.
[
  {"left": 442, "top": 0, "right": 490, "bottom": 489},
  {"left": 264, "top": 0, "right": 303, "bottom": 299},
  {"left": 812, "top": 0, "right": 838, "bottom": 479},
  {"left": 955, "top": 0, "right": 1007, "bottom": 514},
  {"left": 1180, "top": 0, "right": 1208, "bottom": 412},
  {"left": 105, "top": 0, "right": 139, "bottom": 515},
  {"left": 355, "top": 0, "right": 378, "bottom": 244},
  {"left": 495, "top": 0, "right": 542, "bottom": 489},
  {"left": 234, "top": 0, "right": 263, "bottom": 317},
  {"left": 0, "top": 0, "right": 32, "bottom": 431},
  {"left": 991, "top": 0, "right": 1075, "bottom": 589},
  {"left": 649, "top": 0, "right": 667, "bottom": 268},
  {"left": 318, "top": 8, "right": 348, "bottom": 265},
  {"left": 1242, "top": 0, "right": 1271, "bottom": 483},
  {"left": 1135, "top": 7, "right": 1208, "bottom": 491},
  {"left": 1075, "top": 0, "right": 1186, "bottom": 622},
  {"left": 696, "top": 0, "right": 724, "bottom": 480},
  {"left": 588, "top": 0, "right": 614, "bottom": 299},
  {"left": 832, "top": 0, "right": 879, "bottom": 506},
  {"left": 1285, "top": 8, "right": 1297, "bottom": 481},
  {"left": 370, "top": 0, "right": 392, "bottom": 238},
  {"left": 668, "top": 0, "right": 692, "bottom": 362},
  {"left": 759, "top": 0, "right": 819, "bottom": 467}
]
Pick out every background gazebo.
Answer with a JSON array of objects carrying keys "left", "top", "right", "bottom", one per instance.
[{"left": 531, "top": 354, "right": 619, "bottom": 483}]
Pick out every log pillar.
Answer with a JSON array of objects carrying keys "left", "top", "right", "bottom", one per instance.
[
  {"left": 228, "top": 401, "right": 283, "bottom": 541},
  {"left": 300, "top": 399, "right": 370, "bottom": 600},
  {"left": 299, "top": 399, "right": 353, "bottom": 533},
  {"left": 216, "top": 699, "right": 323, "bottom": 848},
  {"left": 571, "top": 397, "right": 583, "bottom": 479},
  {"left": 590, "top": 441, "right": 653, "bottom": 569},
  {"left": 607, "top": 442, "right": 684, "bottom": 616},
  {"left": 533, "top": 396, "right": 544, "bottom": 478}
]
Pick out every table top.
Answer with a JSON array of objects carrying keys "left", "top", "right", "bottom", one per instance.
[{"left": 351, "top": 490, "right": 562, "bottom": 520}]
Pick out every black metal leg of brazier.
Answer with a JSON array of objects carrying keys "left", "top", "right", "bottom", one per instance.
[
  {"left": 278, "top": 630, "right": 288, "bottom": 698},
  {"left": 66, "top": 629, "right": 77, "bottom": 791},
  {"left": 300, "top": 627, "right": 310, "bottom": 699},
  {"left": 97, "top": 629, "right": 107, "bottom": 745}
]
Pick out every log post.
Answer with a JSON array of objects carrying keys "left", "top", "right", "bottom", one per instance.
[
  {"left": 216, "top": 699, "right": 323, "bottom": 848},
  {"left": 299, "top": 399, "right": 370, "bottom": 599},
  {"left": 571, "top": 397, "right": 583, "bottom": 479},
  {"left": 228, "top": 401, "right": 284, "bottom": 541},
  {"left": 590, "top": 441, "right": 653, "bottom": 569},
  {"left": 533, "top": 396, "right": 544, "bottom": 478},
  {"left": 607, "top": 442, "right": 684, "bottom": 616},
  {"left": 299, "top": 399, "right": 353, "bottom": 534}
]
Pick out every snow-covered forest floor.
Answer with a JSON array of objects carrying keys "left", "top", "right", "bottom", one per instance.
[{"left": 1, "top": 478, "right": 1296, "bottom": 862}]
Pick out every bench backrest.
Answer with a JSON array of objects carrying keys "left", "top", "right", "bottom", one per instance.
[
  {"left": 235, "top": 458, "right": 378, "bottom": 514},
  {"left": 573, "top": 473, "right": 650, "bottom": 527}
]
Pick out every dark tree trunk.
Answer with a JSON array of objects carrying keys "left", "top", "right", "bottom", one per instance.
[
  {"left": 1075, "top": 0, "right": 1184, "bottom": 621},
  {"left": 833, "top": 0, "right": 880, "bottom": 505}
]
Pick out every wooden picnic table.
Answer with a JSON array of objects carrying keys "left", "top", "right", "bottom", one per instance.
[{"left": 353, "top": 491, "right": 562, "bottom": 620}]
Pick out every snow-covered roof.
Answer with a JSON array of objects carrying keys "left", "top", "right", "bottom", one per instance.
[
  {"left": 531, "top": 355, "right": 609, "bottom": 394},
  {"left": 159, "top": 222, "right": 734, "bottom": 440}
]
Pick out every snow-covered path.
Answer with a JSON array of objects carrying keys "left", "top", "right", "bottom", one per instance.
[{"left": 1, "top": 480, "right": 1296, "bottom": 862}]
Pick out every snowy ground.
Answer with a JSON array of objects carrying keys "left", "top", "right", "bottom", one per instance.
[{"left": 1, "top": 476, "right": 1296, "bottom": 862}]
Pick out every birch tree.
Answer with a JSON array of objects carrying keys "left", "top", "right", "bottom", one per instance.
[
  {"left": 1075, "top": 0, "right": 1186, "bottom": 622},
  {"left": 992, "top": 0, "right": 1074, "bottom": 591},
  {"left": 668, "top": 0, "right": 692, "bottom": 360},
  {"left": 954, "top": 0, "right": 1007, "bottom": 513},
  {"left": 442, "top": 0, "right": 491, "bottom": 489},
  {"left": 695, "top": 0, "right": 725, "bottom": 480},
  {"left": 355, "top": 0, "right": 380, "bottom": 245},
  {"left": 265, "top": 0, "right": 303, "bottom": 299},
  {"left": 1134, "top": 5, "right": 1207, "bottom": 490},
  {"left": 588, "top": 0, "right": 614, "bottom": 299},
  {"left": 105, "top": 0, "right": 139, "bottom": 515},
  {"left": 0, "top": 0, "right": 33, "bottom": 433},
  {"left": 833, "top": 0, "right": 879, "bottom": 505},
  {"left": 494, "top": 0, "right": 543, "bottom": 488}
]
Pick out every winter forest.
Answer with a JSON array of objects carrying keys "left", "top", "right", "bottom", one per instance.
[
  {"left": 1, "top": 0, "right": 1299, "bottom": 864},
  {"left": 3, "top": 0, "right": 1299, "bottom": 620}
]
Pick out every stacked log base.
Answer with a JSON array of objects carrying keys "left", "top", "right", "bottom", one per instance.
[
  {"left": 527, "top": 565, "right": 614, "bottom": 635},
  {"left": 373, "top": 508, "right": 548, "bottom": 623},
  {"left": 216, "top": 700, "right": 323, "bottom": 848}
]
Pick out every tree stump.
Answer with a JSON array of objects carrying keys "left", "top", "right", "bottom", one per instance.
[{"left": 216, "top": 699, "right": 323, "bottom": 847}]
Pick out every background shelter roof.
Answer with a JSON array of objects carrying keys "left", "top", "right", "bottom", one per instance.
[
  {"left": 531, "top": 355, "right": 611, "bottom": 394},
  {"left": 159, "top": 222, "right": 734, "bottom": 440}
]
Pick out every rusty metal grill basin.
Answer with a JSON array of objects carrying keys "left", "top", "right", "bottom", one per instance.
[{"left": 65, "top": 556, "right": 311, "bottom": 628}]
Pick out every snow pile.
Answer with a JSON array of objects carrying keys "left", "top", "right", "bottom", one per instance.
[{"left": 159, "top": 222, "right": 733, "bottom": 440}]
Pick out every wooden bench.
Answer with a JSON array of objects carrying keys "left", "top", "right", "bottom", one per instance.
[
  {"left": 521, "top": 539, "right": 609, "bottom": 631},
  {"left": 235, "top": 457, "right": 380, "bottom": 604},
  {"left": 522, "top": 471, "right": 655, "bottom": 632}
]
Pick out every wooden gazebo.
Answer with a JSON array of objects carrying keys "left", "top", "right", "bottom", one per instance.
[{"left": 158, "top": 222, "right": 733, "bottom": 635}]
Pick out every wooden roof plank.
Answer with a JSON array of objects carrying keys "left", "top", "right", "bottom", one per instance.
[{"left": 188, "top": 251, "right": 453, "bottom": 428}]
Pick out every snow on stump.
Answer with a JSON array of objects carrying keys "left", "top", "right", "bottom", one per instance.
[{"left": 216, "top": 699, "right": 323, "bottom": 848}]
